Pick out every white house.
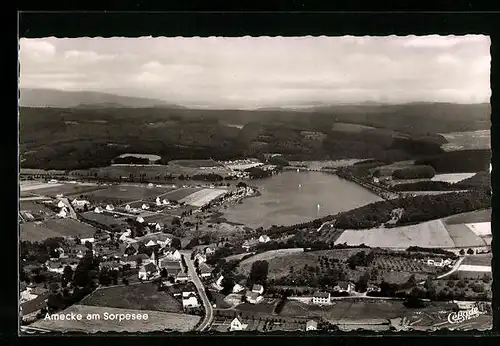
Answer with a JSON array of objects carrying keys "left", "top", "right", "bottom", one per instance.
[
  {"left": 146, "top": 240, "right": 157, "bottom": 247},
  {"left": 245, "top": 291, "right": 263, "bottom": 304},
  {"left": 119, "top": 229, "right": 132, "bottom": 242},
  {"left": 258, "top": 235, "right": 271, "bottom": 243},
  {"left": 198, "top": 262, "right": 214, "bottom": 278},
  {"left": 306, "top": 320, "right": 318, "bottom": 331},
  {"left": 57, "top": 201, "right": 66, "bottom": 208},
  {"left": 182, "top": 293, "right": 200, "bottom": 309},
  {"left": 176, "top": 272, "right": 190, "bottom": 283},
  {"left": 72, "top": 199, "right": 90, "bottom": 207},
  {"left": 312, "top": 292, "right": 331, "bottom": 305},
  {"left": 230, "top": 316, "right": 248, "bottom": 331},
  {"left": 106, "top": 204, "right": 115, "bottom": 211},
  {"left": 252, "top": 284, "right": 264, "bottom": 295},
  {"left": 136, "top": 216, "right": 145, "bottom": 223},
  {"left": 156, "top": 197, "right": 162, "bottom": 206},
  {"left": 125, "top": 204, "right": 132, "bottom": 211},
  {"left": 195, "top": 253, "right": 207, "bottom": 264},
  {"left": 155, "top": 223, "right": 163, "bottom": 231},
  {"left": 80, "top": 236, "right": 95, "bottom": 244},
  {"left": 232, "top": 284, "right": 245, "bottom": 293},
  {"left": 162, "top": 199, "right": 169, "bottom": 205},
  {"left": 333, "top": 281, "right": 355, "bottom": 293},
  {"left": 163, "top": 248, "right": 181, "bottom": 261},
  {"left": 94, "top": 206, "right": 104, "bottom": 214},
  {"left": 141, "top": 204, "right": 150, "bottom": 210},
  {"left": 57, "top": 208, "right": 68, "bottom": 218}
]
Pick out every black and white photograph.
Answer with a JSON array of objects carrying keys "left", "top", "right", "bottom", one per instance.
[{"left": 18, "top": 35, "right": 492, "bottom": 334}]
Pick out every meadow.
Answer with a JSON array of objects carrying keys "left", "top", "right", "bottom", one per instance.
[{"left": 30, "top": 305, "right": 200, "bottom": 333}]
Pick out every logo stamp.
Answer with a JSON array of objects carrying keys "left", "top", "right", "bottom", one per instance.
[{"left": 447, "top": 306, "right": 485, "bottom": 324}]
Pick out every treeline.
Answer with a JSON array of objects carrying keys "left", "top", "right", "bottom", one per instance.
[
  {"left": 415, "top": 149, "right": 491, "bottom": 173},
  {"left": 405, "top": 247, "right": 458, "bottom": 258},
  {"left": 113, "top": 156, "right": 150, "bottom": 165},
  {"left": 333, "top": 189, "right": 490, "bottom": 229},
  {"left": 392, "top": 165, "right": 436, "bottom": 180},
  {"left": 392, "top": 172, "right": 491, "bottom": 191}
]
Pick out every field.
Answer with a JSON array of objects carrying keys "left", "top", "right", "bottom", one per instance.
[
  {"left": 431, "top": 173, "right": 476, "bottom": 184},
  {"left": 237, "top": 248, "right": 368, "bottom": 281},
  {"left": 223, "top": 252, "right": 256, "bottom": 262},
  {"left": 439, "top": 130, "right": 491, "bottom": 152},
  {"left": 457, "top": 265, "right": 491, "bottom": 273},
  {"left": 81, "top": 283, "right": 183, "bottom": 313},
  {"left": 373, "top": 254, "right": 445, "bottom": 274},
  {"left": 465, "top": 222, "right": 491, "bottom": 236},
  {"left": 84, "top": 185, "right": 173, "bottom": 202},
  {"left": 20, "top": 219, "right": 97, "bottom": 242},
  {"left": 331, "top": 122, "right": 377, "bottom": 133},
  {"left": 80, "top": 212, "right": 129, "bottom": 229},
  {"left": 442, "top": 208, "right": 491, "bottom": 225},
  {"left": 20, "top": 201, "right": 56, "bottom": 214},
  {"left": 168, "top": 159, "right": 223, "bottom": 168},
  {"left": 462, "top": 254, "right": 492, "bottom": 266},
  {"left": 280, "top": 299, "right": 460, "bottom": 328},
  {"left": 445, "top": 224, "right": 488, "bottom": 247},
  {"left": 334, "top": 220, "right": 455, "bottom": 249},
  {"left": 179, "top": 188, "right": 227, "bottom": 207},
  {"left": 158, "top": 188, "right": 201, "bottom": 201},
  {"left": 20, "top": 182, "right": 106, "bottom": 197},
  {"left": 29, "top": 305, "right": 200, "bottom": 332}
]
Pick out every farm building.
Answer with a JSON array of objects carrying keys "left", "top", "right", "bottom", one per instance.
[
  {"left": 245, "top": 291, "right": 263, "bottom": 304},
  {"left": 334, "top": 281, "right": 355, "bottom": 293},
  {"left": 232, "top": 284, "right": 245, "bottom": 293},
  {"left": 312, "top": 292, "right": 331, "bottom": 305},
  {"left": 195, "top": 253, "right": 207, "bottom": 264},
  {"left": 259, "top": 235, "right": 271, "bottom": 243},
  {"left": 242, "top": 238, "right": 259, "bottom": 251},
  {"left": 94, "top": 207, "right": 104, "bottom": 214},
  {"left": 176, "top": 272, "right": 190, "bottom": 283},
  {"left": 163, "top": 248, "right": 181, "bottom": 261},
  {"left": 182, "top": 292, "right": 200, "bottom": 309},
  {"left": 306, "top": 320, "right": 318, "bottom": 331},
  {"left": 252, "top": 284, "right": 264, "bottom": 295},
  {"left": 138, "top": 262, "right": 159, "bottom": 280},
  {"left": 230, "top": 316, "right": 248, "bottom": 331},
  {"left": 198, "top": 263, "right": 214, "bottom": 278},
  {"left": 367, "top": 283, "right": 381, "bottom": 293}
]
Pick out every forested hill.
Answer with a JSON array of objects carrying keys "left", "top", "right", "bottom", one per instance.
[
  {"left": 19, "top": 102, "right": 489, "bottom": 170},
  {"left": 20, "top": 88, "right": 184, "bottom": 109}
]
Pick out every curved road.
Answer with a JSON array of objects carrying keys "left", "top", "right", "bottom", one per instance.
[{"left": 180, "top": 250, "right": 213, "bottom": 332}]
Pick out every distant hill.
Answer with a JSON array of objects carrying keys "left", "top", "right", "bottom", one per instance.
[{"left": 19, "top": 88, "right": 185, "bottom": 109}]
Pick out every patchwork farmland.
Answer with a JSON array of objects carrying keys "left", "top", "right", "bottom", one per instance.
[
  {"left": 81, "top": 283, "right": 183, "bottom": 313},
  {"left": 84, "top": 185, "right": 174, "bottom": 202},
  {"left": 20, "top": 218, "right": 97, "bottom": 242},
  {"left": 179, "top": 188, "right": 228, "bottom": 207},
  {"left": 334, "top": 220, "right": 455, "bottom": 249}
]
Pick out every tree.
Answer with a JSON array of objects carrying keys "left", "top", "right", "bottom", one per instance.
[
  {"left": 221, "top": 277, "right": 235, "bottom": 295},
  {"left": 171, "top": 238, "right": 182, "bottom": 250},
  {"left": 355, "top": 273, "right": 369, "bottom": 293},
  {"left": 459, "top": 249, "right": 465, "bottom": 255},
  {"left": 172, "top": 218, "right": 181, "bottom": 227},
  {"left": 136, "top": 257, "right": 143, "bottom": 267},
  {"left": 467, "top": 248, "right": 475, "bottom": 255},
  {"left": 85, "top": 241, "right": 93, "bottom": 250},
  {"left": 249, "top": 260, "right": 269, "bottom": 286}
]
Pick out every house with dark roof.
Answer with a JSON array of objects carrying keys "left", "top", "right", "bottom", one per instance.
[
  {"left": 198, "top": 262, "right": 214, "bottom": 278},
  {"left": 138, "top": 262, "right": 159, "bottom": 280},
  {"left": 120, "top": 253, "right": 150, "bottom": 268},
  {"left": 312, "top": 291, "right": 331, "bottom": 305}
]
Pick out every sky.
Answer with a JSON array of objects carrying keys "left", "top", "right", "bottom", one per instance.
[{"left": 19, "top": 35, "right": 491, "bottom": 109}]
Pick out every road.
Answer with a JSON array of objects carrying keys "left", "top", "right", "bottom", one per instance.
[{"left": 180, "top": 250, "right": 213, "bottom": 332}]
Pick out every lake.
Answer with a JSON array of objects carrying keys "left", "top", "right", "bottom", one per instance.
[{"left": 223, "top": 171, "right": 382, "bottom": 229}]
